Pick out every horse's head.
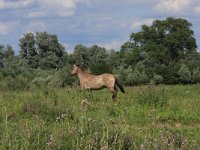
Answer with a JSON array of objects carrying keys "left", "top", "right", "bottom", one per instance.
[{"left": 70, "top": 64, "right": 80, "bottom": 76}]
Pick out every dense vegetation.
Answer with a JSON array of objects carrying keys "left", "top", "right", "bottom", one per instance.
[
  {"left": 0, "top": 85, "right": 200, "bottom": 149},
  {"left": 1, "top": 17, "right": 200, "bottom": 149},
  {"left": 1, "top": 17, "right": 200, "bottom": 90}
]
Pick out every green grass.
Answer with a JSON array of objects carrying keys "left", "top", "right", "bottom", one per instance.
[{"left": 0, "top": 84, "right": 200, "bottom": 149}]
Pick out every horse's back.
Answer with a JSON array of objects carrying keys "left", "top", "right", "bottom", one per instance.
[{"left": 101, "top": 73, "right": 116, "bottom": 86}]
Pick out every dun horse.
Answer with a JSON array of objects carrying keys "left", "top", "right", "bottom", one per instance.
[{"left": 70, "top": 64, "right": 125, "bottom": 100}]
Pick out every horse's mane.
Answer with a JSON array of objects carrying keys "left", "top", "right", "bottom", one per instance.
[{"left": 75, "top": 64, "right": 90, "bottom": 73}]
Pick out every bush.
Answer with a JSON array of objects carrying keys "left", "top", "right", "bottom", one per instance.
[
  {"left": 0, "top": 71, "right": 3, "bottom": 80},
  {"left": 57, "top": 67, "right": 76, "bottom": 86},
  {"left": 153, "top": 74, "right": 163, "bottom": 84},
  {"left": 119, "top": 66, "right": 149, "bottom": 86},
  {"left": 0, "top": 75, "right": 29, "bottom": 90},
  {"left": 178, "top": 64, "right": 192, "bottom": 84},
  {"left": 162, "top": 64, "right": 179, "bottom": 84},
  {"left": 192, "top": 67, "right": 200, "bottom": 83},
  {"left": 47, "top": 74, "right": 63, "bottom": 88},
  {"left": 129, "top": 67, "right": 149, "bottom": 85},
  {"left": 30, "top": 77, "right": 47, "bottom": 89}
]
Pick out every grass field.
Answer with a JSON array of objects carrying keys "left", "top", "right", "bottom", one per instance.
[{"left": 0, "top": 84, "right": 200, "bottom": 149}]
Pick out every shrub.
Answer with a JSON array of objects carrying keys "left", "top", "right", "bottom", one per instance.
[
  {"left": 0, "top": 75, "right": 29, "bottom": 90},
  {"left": 30, "top": 77, "right": 47, "bottom": 89},
  {"left": 178, "top": 64, "right": 192, "bottom": 84},
  {"left": 153, "top": 74, "right": 163, "bottom": 84},
  {"left": 120, "top": 66, "right": 149, "bottom": 86},
  {"left": 47, "top": 74, "right": 63, "bottom": 88},
  {"left": 130, "top": 68, "right": 149, "bottom": 85},
  {"left": 57, "top": 67, "right": 76, "bottom": 86},
  {"left": 192, "top": 67, "right": 200, "bottom": 83},
  {"left": 162, "top": 64, "right": 179, "bottom": 84}
]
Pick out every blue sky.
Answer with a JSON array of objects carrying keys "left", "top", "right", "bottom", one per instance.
[{"left": 0, "top": 0, "right": 200, "bottom": 53}]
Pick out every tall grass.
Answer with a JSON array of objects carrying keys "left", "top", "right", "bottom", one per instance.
[{"left": 0, "top": 85, "right": 200, "bottom": 149}]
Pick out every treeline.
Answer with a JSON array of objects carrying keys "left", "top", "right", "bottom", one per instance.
[{"left": 1, "top": 17, "right": 200, "bottom": 90}]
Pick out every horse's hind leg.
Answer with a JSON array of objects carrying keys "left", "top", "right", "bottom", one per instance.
[
  {"left": 108, "top": 87, "right": 117, "bottom": 101},
  {"left": 114, "top": 86, "right": 118, "bottom": 92},
  {"left": 112, "top": 92, "right": 117, "bottom": 100}
]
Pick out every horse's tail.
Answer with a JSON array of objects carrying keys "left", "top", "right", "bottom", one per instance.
[{"left": 115, "top": 77, "right": 125, "bottom": 94}]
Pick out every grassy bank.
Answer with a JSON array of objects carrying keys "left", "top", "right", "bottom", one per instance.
[{"left": 0, "top": 85, "right": 200, "bottom": 149}]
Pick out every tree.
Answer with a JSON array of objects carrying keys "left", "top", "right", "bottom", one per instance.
[
  {"left": 121, "top": 17, "right": 198, "bottom": 83},
  {"left": 120, "top": 42, "right": 141, "bottom": 67},
  {"left": 36, "top": 32, "right": 65, "bottom": 69},
  {"left": 73, "top": 44, "right": 88, "bottom": 66},
  {"left": 19, "top": 32, "right": 37, "bottom": 57},
  {"left": 72, "top": 44, "right": 112, "bottom": 74},
  {"left": 0, "top": 44, "right": 15, "bottom": 68},
  {"left": 19, "top": 32, "right": 38, "bottom": 68},
  {"left": 108, "top": 49, "right": 121, "bottom": 68},
  {"left": 4, "top": 45, "right": 14, "bottom": 58},
  {"left": 0, "top": 44, "right": 5, "bottom": 58},
  {"left": 87, "top": 45, "right": 112, "bottom": 74},
  {"left": 19, "top": 32, "right": 65, "bottom": 69},
  {"left": 130, "top": 17, "right": 197, "bottom": 63}
]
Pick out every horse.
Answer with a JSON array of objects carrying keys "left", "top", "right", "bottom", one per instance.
[{"left": 70, "top": 64, "right": 125, "bottom": 100}]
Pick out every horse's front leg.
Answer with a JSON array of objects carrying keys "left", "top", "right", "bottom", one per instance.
[{"left": 87, "top": 89, "right": 95, "bottom": 100}]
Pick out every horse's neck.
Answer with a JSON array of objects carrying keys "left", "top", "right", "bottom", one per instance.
[{"left": 77, "top": 71, "right": 90, "bottom": 80}]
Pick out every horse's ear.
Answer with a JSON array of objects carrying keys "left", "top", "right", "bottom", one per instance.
[
  {"left": 75, "top": 64, "right": 80, "bottom": 67},
  {"left": 73, "top": 64, "right": 79, "bottom": 67}
]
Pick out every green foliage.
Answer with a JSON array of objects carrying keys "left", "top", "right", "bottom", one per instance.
[
  {"left": 153, "top": 74, "right": 163, "bottom": 84},
  {"left": 192, "top": 67, "right": 200, "bottom": 83},
  {"left": 0, "top": 85, "right": 200, "bottom": 149},
  {"left": 1, "top": 17, "right": 200, "bottom": 90},
  {"left": 137, "top": 85, "right": 168, "bottom": 107},
  {"left": 133, "top": 17, "right": 196, "bottom": 62},
  {"left": 161, "top": 64, "right": 180, "bottom": 84},
  {"left": 121, "top": 17, "right": 198, "bottom": 84},
  {"left": 19, "top": 32, "right": 65, "bottom": 69},
  {"left": 178, "top": 64, "right": 192, "bottom": 83},
  {"left": 1, "top": 16, "right": 200, "bottom": 149},
  {"left": 118, "top": 63, "right": 149, "bottom": 86},
  {"left": 72, "top": 44, "right": 112, "bottom": 74},
  {"left": 0, "top": 44, "right": 15, "bottom": 68},
  {"left": 30, "top": 77, "right": 48, "bottom": 88},
  {"left": 0, "top": 44, "right": 15, "bottom": 59}
]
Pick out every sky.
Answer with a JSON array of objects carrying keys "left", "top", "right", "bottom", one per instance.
[{"left": 0, "top": 0, "right": 200, "bottom": 53}]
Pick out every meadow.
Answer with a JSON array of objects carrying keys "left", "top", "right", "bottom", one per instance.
[{"left": 0, "top": 84, "right": 200, "bottom": 149}]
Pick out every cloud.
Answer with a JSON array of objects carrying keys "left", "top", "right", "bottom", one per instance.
[
  {"left": 154, "top": 0, "right": 192, "bottom": 13},
  {"left": 0, "top": 0, "right": 33, "bottom": 9},
  {"left": 0, "top": 0, "right": 90, "bottom": 17},
  {"left": 131, "top": 18, "right": 154, "bottom": 30},
  {"left": 99, "top": 40, "right": 126, "bottom": 50},
  {"left": 28, "top": 0, "right": 92, "bottom": 18},
  {"left": 28, "top": 0, "right": 76, "bottom": 17},
  {"left": 0, "top": 21, "right": 19, "bottom": 35},
  {"left": 27, "top": 11, "right": 46, "bottom": 18},
  {"left": 0, "top": 23, "right": 8, "bottom": 35},
  {"left": 75, "top": 0, "right": 93, "bottom": 5},
  {"left": 1, "top": 0, "right": 200, "bottom": 52},
  {"left": 24, "top": 21, "right": 47, "bottom": 32},
  {"left": 194, "top": 6, "right": 200, "bottom": 14}
]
